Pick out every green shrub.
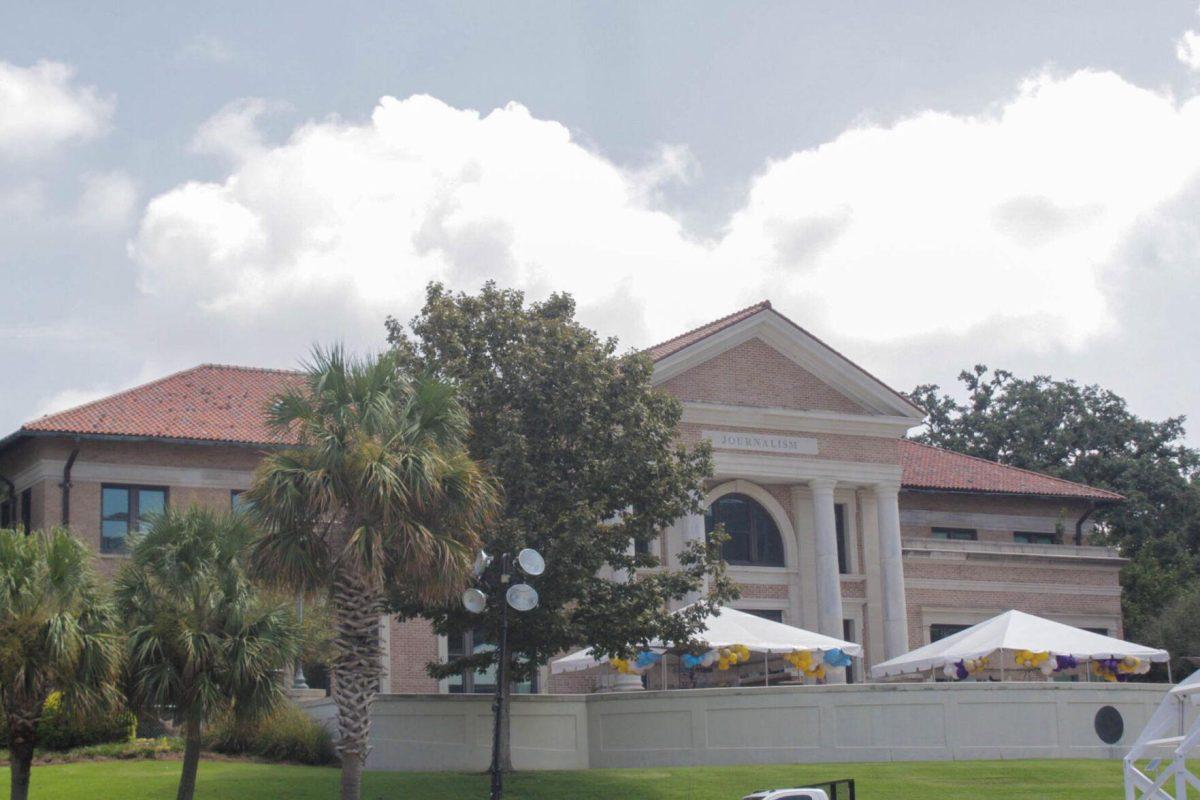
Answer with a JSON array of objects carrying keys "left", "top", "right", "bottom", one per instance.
[
  {"left": 206, "top": 703, "right": 337, "bottom": 766},
  {"left": 0, "top": 692, "right": 137, "bottom": 751}
]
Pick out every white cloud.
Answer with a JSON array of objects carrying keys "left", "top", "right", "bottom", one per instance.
[
  {"left": 1178, "top": 30, "right": 1200, "bottom": 71},
  {"left": 130, "top": 73, "right": 1200, "bottom": 359},
  {"left": 75, "top": 171, "right": 137, "bottom": 229},
  {"left": 0, "top": 60, "right": 113, "bottom": 159},
  {"left": 189, "top": 98, "right": 289, "bottom": 163}
]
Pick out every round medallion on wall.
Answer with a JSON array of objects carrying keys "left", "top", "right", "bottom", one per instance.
[{"left": 1094, "top": 705, "right": 1124, "bottom": 744}]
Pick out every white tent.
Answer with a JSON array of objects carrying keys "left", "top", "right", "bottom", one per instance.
[
  {"left": 551, "top": 605, "right": 861, "bottom": 675},
  {"left": 1124, "top": 669, "right": 1200, "bottom": 798},
  {"left": 871, "top": 609, "right": 1168, "bottom": 679}
]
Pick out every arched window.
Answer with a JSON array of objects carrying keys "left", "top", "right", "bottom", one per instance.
[{"left": 705, "top": 493, "right": 785, "bottom": 567}]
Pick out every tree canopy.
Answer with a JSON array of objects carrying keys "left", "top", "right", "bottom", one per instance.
[
  {"left": 908, "top": 365, "right": 1200, "bottom": 639},
  {"left": 386, "top": 283, "right": 737, "bottom": 686}
]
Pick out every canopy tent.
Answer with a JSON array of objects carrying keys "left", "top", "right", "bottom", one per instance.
[
  {"left": 551, "top": 605, "right": 861, "bottom": 675},
  {"left": 870, "top": 610, "right": 1168, "bottom": 680}
]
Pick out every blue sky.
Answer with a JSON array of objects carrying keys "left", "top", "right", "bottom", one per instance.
[{"left": 3, "top": 2, "right": 1200, "bottom": 442}]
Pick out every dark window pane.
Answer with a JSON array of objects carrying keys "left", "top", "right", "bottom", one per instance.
[
  {"left": 706, "top": 493, "right": 785, "bottom": 567},
  {"left": 1014, "top": 531, "right": 1058, "bottom": 545},
  {"left": 842, "top": 619, "right": 856, "bottom": 684},
  {"left": 835, "top": 504, "right": 848, "bottom": 574},
  {"left": 743, "top": 609, "right": 784, "bottom": 622},
  {"left": 932, "top": 527, "right": 977, "bottom": 541},
  {"left": 930, "top": 623, "right": 972, "bottom": 642},
  {"left": 101, "top": 487, "right": 130, "bottom": 553},
  {"left": 20, "top": 488, "right": 31, "bottom": 534},
  {"left": 136, "top": 489, "right": 166, "bottom": 530}
]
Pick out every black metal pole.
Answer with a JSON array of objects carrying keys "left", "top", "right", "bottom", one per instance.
[{"left": 490, "top": 553, "right": 510, "bottom": 800}]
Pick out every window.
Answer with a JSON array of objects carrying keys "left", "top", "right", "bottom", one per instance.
[
  {"left": 930, "top": 623, "right": 971, "bottom": 642},
  {"left": 835, "top": 503, "right": 849, "bottom": 574},
  {"left": 931, "top": 527, "right": 977, "bottom": 541},
  {"left": 743, "top": 609, "right": 784, "bottom": 623},
  {"left": 101, "top": 484, "right": 167, "bottom": 554},
  {"left": 20, "top": 488, "right": 31, "bottom": 534},
  {"left": 445, "top": 628, "right": 536, "bottom": 695},
  {"left": 1014, "top": 531, "right": 1059, "bottom": 545},
  {"left": 633, "top": 536, "right": 652, "bottom": 556},
  {"left": 842, "top": 619, "right": 856, "bottom": 684},
  {"left": 706, "top": 493, "right": 785, "bottom": 567},
  {"left": 0, "top": 498, "right": 10, "bottom": 529},
  {"left": 1084, "top": 627, "right": 1109, "bottom": 636},
  {"left": 231, "top": 490, "right": 249, "bottom": 511}
]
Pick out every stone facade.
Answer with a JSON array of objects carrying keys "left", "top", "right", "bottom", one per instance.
[{"left": 0, "top": 305, "right": 1125, "bottom": 696}]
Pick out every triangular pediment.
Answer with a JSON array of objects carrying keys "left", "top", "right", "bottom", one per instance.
[{"left": 650, "top": 306, "right": 924, "bottom": 420}]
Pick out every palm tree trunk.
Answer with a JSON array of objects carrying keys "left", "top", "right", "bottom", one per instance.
[
  {"left": 331, "top": 566, "right": 384, "bottom": 800},
  {"left": 8, "top": 708, "right": 39, "bottom": 800},
  {"left": 9, "top": 737, "right": 34, "bottom": 800},
  {"left": 176, "top": 713, "right": 203, "bottom": 800}
]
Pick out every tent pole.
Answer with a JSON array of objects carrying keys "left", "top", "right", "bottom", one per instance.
[
  {"left": 764, "top": 651, "right": 769, "bottom": 687},
  {"left": 1000, "top": 652, "right": 1005, "bottom": 683},
  {"left": 662, "top": 653, "right": 668, "bottom": 690},
  {"left": 1167, "top": 659, "right": 1173, "bottom": 685},
  {"left": 1084, "top": 658, "right": 1090, "bottom": 683}
]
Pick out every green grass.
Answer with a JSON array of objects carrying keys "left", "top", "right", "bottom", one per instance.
[{"left": 0, "top": 758, "right": 1137, "bottom": 799}]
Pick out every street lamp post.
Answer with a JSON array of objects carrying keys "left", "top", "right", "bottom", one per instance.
[
  {"left": 293, "top": 593, "right": 309, "bottom": 690},
  {"left": 462, "top": 548, "right": 545, "bottom": 800}
]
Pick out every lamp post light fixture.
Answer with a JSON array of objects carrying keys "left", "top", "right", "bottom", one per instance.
[{"left": 462, "top": 548, "right": 545, "bottom": 800}]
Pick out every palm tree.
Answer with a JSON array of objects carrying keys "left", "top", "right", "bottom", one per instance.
[
  {"left": 116, "top": 506, "right": 299, "bottom": 800},
  {"left": 0, "top": 528, "right": 120, "bottom": 800},
  {"left": 247, "top": 347, "right": 498, "bottom": 800}
]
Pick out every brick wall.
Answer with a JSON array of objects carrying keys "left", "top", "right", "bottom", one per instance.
[
  {"left": 388, "top": 617, "right": 440, "bottom": 693},
  {"left": 660, "top": 338, "right": 868, "bottom": 414}
]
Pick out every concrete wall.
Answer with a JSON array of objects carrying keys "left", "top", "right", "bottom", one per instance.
[{"left": 305, "top": 682, "right": 1169, "bottom": 772}]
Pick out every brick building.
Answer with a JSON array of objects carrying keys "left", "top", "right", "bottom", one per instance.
[{"left": 0, "top": 301, "right": 1122, "bottom": 692}]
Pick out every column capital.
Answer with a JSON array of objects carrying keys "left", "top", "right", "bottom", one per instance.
[
  {"left": 809, "top": 477, "right": 837, "bottom": 494},
  {"left": 873, "top": 481, "right": 901, "bottom": 497}
]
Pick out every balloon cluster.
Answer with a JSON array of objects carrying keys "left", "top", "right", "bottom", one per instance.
[
  {"left": 1091, "top": 656, "right": 1150, "bottom": 682},
  {"left": 943, "top": 656, "right": 990, "bottom": 680},
  {"left": 823, "top": 648, "right": 852, "bottom": 668},
  {"left": 1052, "top": 655, "right": 1078, "bottom": 672},
  {"left": 716, "top": 644, "right": 752, "bottom": 671},
  {"left": 609, "top": 650, "right": 662, "bottom": 675},
  {"left": 1015, "top": 650, "right": 1054, "bottom": 676},
  {"left": 784, "top": 650, "right": 826, "bottom": 681},
  {"left": 679, "top": 644, "right": 751, "bottom": 671}
]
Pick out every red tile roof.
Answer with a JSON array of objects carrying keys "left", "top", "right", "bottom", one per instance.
[
  {"left": 899, "top": 439, "right": 1122, "bottom": 501},
  {"left": 645, "top": 301, "right": 773, "bottom": 362},
  {"left": 9, "top": 362, "right": 1120, "bottom": 502},
  {"left": 18, "top": 364, "right": 305, "bottom": 447}
]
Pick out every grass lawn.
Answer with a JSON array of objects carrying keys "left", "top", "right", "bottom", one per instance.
[{"left": 0, "top": 758, "right": 1135, "bottom": 799}]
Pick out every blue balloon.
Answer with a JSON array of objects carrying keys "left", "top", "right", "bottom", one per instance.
[{"left": 823, "top": 648, "right": 852, "bottom": 667}]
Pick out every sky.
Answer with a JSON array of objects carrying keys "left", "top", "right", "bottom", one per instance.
[{"left": 3, "top": 1, "right": 1200, "bottom": 443}]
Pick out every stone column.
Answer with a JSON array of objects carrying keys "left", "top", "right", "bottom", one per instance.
[
  {"left": 680, "top": 512, "right": 707, "bottom": 604},
  {"left": 811, "top": 479, "right": 845, "bottom": 684},
  {"left": 810, "top": 479, "right": 843, "bottom": 638},
  {"left": 874, "top": 483, "right": 909, "bottom": 660}
]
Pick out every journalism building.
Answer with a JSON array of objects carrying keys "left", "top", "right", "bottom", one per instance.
[{"left": 0, "top": 301, "right": 1123, "bottom": 692}]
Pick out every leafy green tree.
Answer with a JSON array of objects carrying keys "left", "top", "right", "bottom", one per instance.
[
  {"left": 247, "top": 347, "right": 498, "bottom": 800},
  {"left": 1143, "top": 582, "right": 1200, "bottom": 680},
  {"left": 117, "top": 506, "right": 299, "bottom": 800},
  {"left": 387, "top": 283, "right": 737, "bottom": 769},
  {"left": 909, "top": 365, "right": 1200, "bottom": 638},
  {"left": 0, "top": 528, "right": 121, "bottom": 800}
]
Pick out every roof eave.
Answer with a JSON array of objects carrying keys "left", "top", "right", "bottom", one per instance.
[
  {"left": 900, "top": 485, "right": 1124, "bottom": 504},
  {"left": 0, "top": 429, "right": 292, "bottom": 452}
]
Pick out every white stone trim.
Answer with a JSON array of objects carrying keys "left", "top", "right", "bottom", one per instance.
[
  {"left": 683, "top": 402, "right": 919, "bottom": 439},
  {"left": 899, "top": 509, "right": 1072, "bottom": 534},
  {"left": 905, "top": 578, "right": 1122, "bottom": 597},
  {"left": 712, "top": 451, "right": 903, "bottom": 486},
  {"left": 651, "top": 311, "right": 925, "bottom": 419},
  {"left": 10, "top": 459, "right": 252, "bottom": 492}
]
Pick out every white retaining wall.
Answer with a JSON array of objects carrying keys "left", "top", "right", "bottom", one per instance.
[{"left": 303, "top": 682, "right": 1169, "bottom": 772}]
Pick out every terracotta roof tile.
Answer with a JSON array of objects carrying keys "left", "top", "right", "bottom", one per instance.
[
  {"left": 899, "top": 439, "right": 1122, "bottom": 501},
  {"left": 20, "top": 364, "right": 305, "bottom": 446}
]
